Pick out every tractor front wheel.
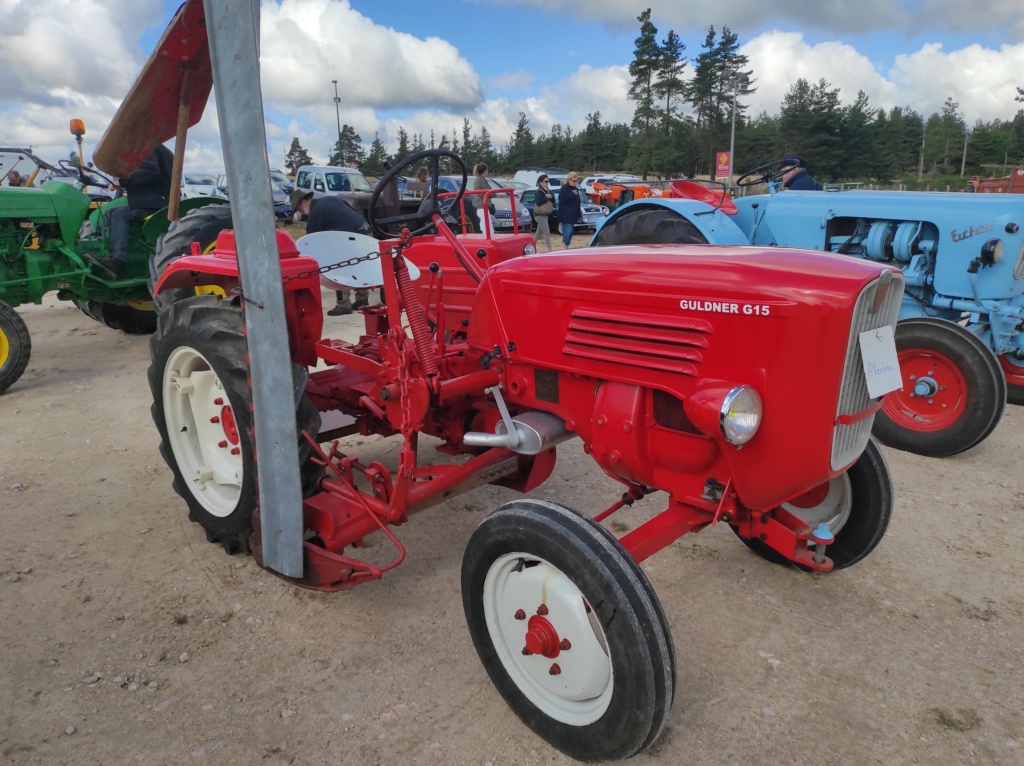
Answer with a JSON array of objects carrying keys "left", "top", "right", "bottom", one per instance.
[
  {"left": 148, "top": 294, "right": 321, "bottom": 553},
  {"left": 462, "top": 499, "right": 675, "bottom": 761},
  {"left": 0, "top": 301, "right": 31, "bottom": 394},
  {"left": 734, "top": 438, "right": 893, "bottom": 570},
  {"left": 150, "top": 204, "right": 233, "bottom": 313},
  {"left": 873, "top": 318, "right": 1005, "bottom": 457}
]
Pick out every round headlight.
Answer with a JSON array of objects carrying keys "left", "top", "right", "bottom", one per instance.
[
  {"left": 601, "top": 206, "right": 610, "bottom": 216},
  {"left": 720, "top": 386, "right": 762, "bottom": 445},
  {"left": 981, "top": 238, "right": 1004, "bottom": 265},
  {"left": 522, "top": 243, "right": 537, "bottom": 255}
]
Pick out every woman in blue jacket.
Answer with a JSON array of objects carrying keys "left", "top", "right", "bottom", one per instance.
[{"left": 557, "top": 172, "right": 582, "bottom": 248}]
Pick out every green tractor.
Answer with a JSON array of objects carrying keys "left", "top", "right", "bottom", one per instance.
[{"left": 0, "top": 123, "right": 226, "bottom": 394}]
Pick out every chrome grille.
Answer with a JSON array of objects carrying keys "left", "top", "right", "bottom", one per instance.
[
  {"left": 564, "top": 308, "right": 712, "bottom": 376},
  {"left": 832, "top": 271, "right": 905, "bottom": 470}
]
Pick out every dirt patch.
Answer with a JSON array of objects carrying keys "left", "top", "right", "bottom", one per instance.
[{"left": 1, "top": 288, "right": 1022, "bottom": 765}]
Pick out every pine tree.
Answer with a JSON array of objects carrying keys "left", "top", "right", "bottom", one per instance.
[
  {"left": 363, "top": 132, "right": 389, "bottom": 176},
  {"left": 329, "top": 125, "right": 364, "bottom": 167},
  {"left": 506, "top": 112, "right": 535, "bottom": 170},
  {"left": 392, "top": 127, "right": 411, "bottom": 163},
  {"left": 626, "top": 9, "right": 661, "bottom": 178},
  {"left": 285, "top": 137, "right": 314, "bottom": 175}
]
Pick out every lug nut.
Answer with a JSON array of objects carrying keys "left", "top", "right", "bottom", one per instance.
[
  {"left": 514, "top": 609, "right": 526, "bottom": 620},
  {"left": 218, "top": 440, "right": 228, "bottom": 448},
  {"left": 522, "top": 647, "right": 532, "bottom": 656},
  {"left": 230, "top": 447, "right": 240, "bottom": 455},
  {"left": 214, "top": 398, "right": 223, "bottom": 405},
  {"left": 210, "top": 416, "right": 220, "bottom": 423},
  {"left": 549, "top": 664, "right": 561, "bottom": 676},
  {"left": 560, "top": 639, "right": 571, "bottom": 651},
  {"left": 536, "top": 604, "right": 548, "bottom": 616}
]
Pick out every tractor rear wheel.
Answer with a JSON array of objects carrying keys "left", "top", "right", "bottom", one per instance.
[
  {"left": 873, "top": 318, "right": 1005, "bottom": 457},
  {"left": 591, "top": 208, "right": 709, "bottom": 247},
  {"left": 0, "top": 301, "right": 31, "bottom": 395},
  {"left": 150, "top": 204, "right": 233, "bottom": 313},
  {"left": 462, "top": 499, "right": 675, "bottom": 761},
  {"left": 734, "top": 438, "right": 893, "bottom": 571},
  {"left": 148, "top": 294, "right": 321, "bottom": 554},
  {"left": 72, "top": 299, "right": 157, "bottom": 335}
]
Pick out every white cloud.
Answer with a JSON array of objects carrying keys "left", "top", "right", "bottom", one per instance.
[{"left": 259, "top": 0, "right": 482, "bottom": 110}]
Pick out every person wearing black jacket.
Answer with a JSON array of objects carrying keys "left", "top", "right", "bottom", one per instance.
[
  {"left": 292, "top": 190, "right": 374, "bottom": 316},
  {"left": 557, "top": 171, "right": 582, "bottom": 248},
  {"left": 779, "top": 155, "right": 822, "bottom": 191},
  {"left": 85, "top": 143, "right": 174, "bottom": 279}
]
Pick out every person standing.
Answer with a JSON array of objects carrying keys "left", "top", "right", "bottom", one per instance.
[
  {"left": 84, "top": 143, "right": 173, "bottom": 279},
  {"left": 291, "top": 190, "right": 374, "bottom": 316},
  {"left": 472, "top": 163, "right": 490, "bottom": 191},
  {"left": 557, "top": 172, "right": 582, "bottom": 248},
  {"left": 532, "top": 175, "right": 555, "bottom": 252},
  {"left": 778, "top": 156, "right": 822, "bottom": 191}
]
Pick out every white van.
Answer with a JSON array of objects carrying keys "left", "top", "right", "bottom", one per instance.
[
  {"left": 293, "top": 165, "right": 373, "bottom": 197},
  {"left": 513, "top": 168, "right": 568, "bottom": 192}
]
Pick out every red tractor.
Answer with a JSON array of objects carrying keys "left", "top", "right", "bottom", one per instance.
[{"left": 149, "top": 148, "right": 904, "bottom": 760}]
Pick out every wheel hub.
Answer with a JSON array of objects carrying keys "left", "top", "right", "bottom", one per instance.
[
  {"left": 524, "top": 614, "right": 561, "bottom": 658},
  {"left": 483, "top": 553, "right": 613, "bottom": 725},
  {"left": 910, "top": 375, "right": 938, "bottom": 398}
]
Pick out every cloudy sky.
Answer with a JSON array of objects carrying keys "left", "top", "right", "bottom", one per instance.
[{"left": 1, "top": 0, "right": 1022, "bottom": 174}]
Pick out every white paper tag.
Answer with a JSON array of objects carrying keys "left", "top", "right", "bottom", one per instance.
[{"left": 859, "top": 326, "right": 902, "bottom": 398}]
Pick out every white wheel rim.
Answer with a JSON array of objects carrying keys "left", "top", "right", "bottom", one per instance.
[
  {"left": 781, "top": 472, "right": 853, "bottom": 534},
  {"left": 162, "top": 346, "right": 243, "bottom": 518},
  {"left": 482, "top": 552, "right": 613, "bottom": 726}
]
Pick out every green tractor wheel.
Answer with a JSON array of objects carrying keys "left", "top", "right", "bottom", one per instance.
[
  {"left": 150, "top": 204, "right": 233, "bottom": 312},
  {"left": 72, "top": 299, "right": 158, "bottom": 335},
  {"left": 0, "top": 301, "right": 31, "bottom": 394}
]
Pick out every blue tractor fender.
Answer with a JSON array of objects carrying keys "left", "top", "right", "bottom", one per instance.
[{"left": 590, "top": 198, "right": 751, "bottom": 247}]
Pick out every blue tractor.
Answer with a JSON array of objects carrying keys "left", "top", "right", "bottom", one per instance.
[{"left": 592, "top": 160, "right": 1024, "bottom": 458}]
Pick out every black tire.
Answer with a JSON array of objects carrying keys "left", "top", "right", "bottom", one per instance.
[
  {"left": 148, "top": 294, "right": 321, "bottom": 554},
  {"left": 591, "top": 208, "right": 709, "bottom": 247},
  {"left": 149, "top": 204, "right": 233, "bottom": 313},
  {"left": 735, "top": 438, "right": 893, "bottom": 571},
  {"left": 72, "top": 299, "right": 157, "bottom": 335},
  {"left": 873, "top": 318, "right": 1005, "bottom": 457},
  {"left": 462, "top": 499, "right": 675, "bottom": 761},
  {"left": 0, "top": 301, "right": 31, "bottom": 394}
]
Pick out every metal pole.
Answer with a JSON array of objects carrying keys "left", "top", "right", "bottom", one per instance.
[
  {"left": 333, "top": 79, "right": 342, "bottom": 163},
  {"left": 204, "top": 0, "right": 304, "bottom": 578},
  {"left": 960, "top": 130, "right": 969, "bottom": 177},
  {"left": 727, "top": 81, "right": 738, "bottom": 192}
]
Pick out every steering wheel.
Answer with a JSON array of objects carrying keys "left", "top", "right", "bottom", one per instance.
[
  {"left": 367, "top": 149, "right": 467, "bottom": 239},
  {"left": 735, "top": 159, "right": 793, "bottom": 188},
  {"left": 59, "top": 158, "right": 114, "bottom": 189}
]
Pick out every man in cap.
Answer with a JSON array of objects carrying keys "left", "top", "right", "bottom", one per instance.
[
  {"left": 778, "top": 156, "right": 822, "bottom": 191},
  {"left": 291, "top": 189, "right": 374, "bottom": 316}
]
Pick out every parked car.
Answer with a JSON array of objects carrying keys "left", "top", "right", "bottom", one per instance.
[
  {"left": 181, "top": 172, "right": 224, "bottom": 200},
  {"left": 215, "top": 174, "right": 292, "bottom": 224},
  {"left": 519, "top": 187, "right": 609, "bottom": 234},
  {"left": 433, "top": 175, "right": 532, "bottom": 232},
  {"left": 269, "top": 168, "right": 295, "bottom": 195},
  {"left": 490, "top": 177, "right": 530, "bottom": 192},
  {"left": 581, "top": 174, "right": 640, "bottom": 198}
]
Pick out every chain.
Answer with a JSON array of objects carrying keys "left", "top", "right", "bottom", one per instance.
[{"left": 282, "top": 248, "right": 381, "bottom": 284}]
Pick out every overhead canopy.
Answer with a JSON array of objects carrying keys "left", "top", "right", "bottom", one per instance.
[{"left": 93, "top": 0, "right": 213, "bottom": 177}]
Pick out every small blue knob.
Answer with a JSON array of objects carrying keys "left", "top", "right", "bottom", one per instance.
[{"left": 813, "top": 522, "right": 834, "bottom": 542}]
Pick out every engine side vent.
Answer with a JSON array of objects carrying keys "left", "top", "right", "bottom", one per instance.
[
  {"left": 652, "top": 389, "right": 701, "bottom": 433},
  {"left": 564, "top": 308, "right": 712, "bottom": 377},
  {"left": 534, "top": 369, "right": 560, "bottom": 403}
]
